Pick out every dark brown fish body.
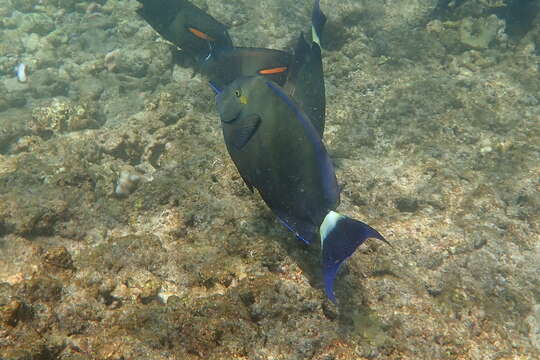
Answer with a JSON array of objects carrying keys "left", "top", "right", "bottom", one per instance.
[
  {"left": 216, "top": 76, "right": 387, "bottom": 303},
  {"left": 136, "top": 0, "right": 232, "bottom": 61},
  {"left": 204, "top": 47, "right": 291, "bottom": 89},
  {"left": 217, "top": 76, "right": 338, "bottom": 243}
]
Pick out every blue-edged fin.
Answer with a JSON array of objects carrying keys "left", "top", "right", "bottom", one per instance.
[
  {"left": 273, "top": 209, "right": 319, "bottom": 245},
  {"left": 265, "top": 80, "right": 337, "bottom": 201},
  {"left": 311, "top": 0, "right": 327, "bottom": 46},
  {"left": 320, "top": 211, "right": 388, "bottom": 303},
  {"left": 225, "top": 114, "right": 261, "bottom": 150},
  {"left": 208, "top": 80, "right": 222, "bottom": 95},
  {"left": 265, "top": 81, "right": 322, "bottom": 149}
]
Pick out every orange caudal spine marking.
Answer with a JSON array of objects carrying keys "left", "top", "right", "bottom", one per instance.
[
  {"left": 188, "top": 27, "right": 215, "bottom": 41},
  {"left": 258, "top": 66, "right": 288, "bottom": 75}
]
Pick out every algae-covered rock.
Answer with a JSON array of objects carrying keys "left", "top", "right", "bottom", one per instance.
[
  {"left": 17, "top": 275, "right": 63, "bottom": 303},
  {"left": 14, "top": 12, "right": 55, "bottom": 36},
  {"left": 80, "top": 234, "right": 166, "bottom": 274},
  {"left": 29, "top": 98, "right": 102, "bottom": 135},
  {"left": 0, "top": 193, "right": 69, "bottom": 236},
  {"left": 27, "top": 68, "right": 70, "bottom": 98},
  {"left": 0, "top": 283, "right": 25, "bottom": 327},
  {"left": 10, "top": 0, "right": 34, "bottom": 12},
  {"left": 0, "top": 81, "right": 28, "bottom": 111},
  {"left": 42, "top": 246, "right": 74, "bottom": 270},
  {"left": 426, "top": 14, "right": 506, "bottom": 52},
  {"left": 459, "top": 15, "right": 506, "bottom": 49},
  {"left": 0, "top": 109, "right": 31, "bottom": 153}
]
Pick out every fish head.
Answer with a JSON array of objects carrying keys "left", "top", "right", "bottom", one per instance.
[{"left": 216, "top": 76, "right": 266, "bottom": 123}]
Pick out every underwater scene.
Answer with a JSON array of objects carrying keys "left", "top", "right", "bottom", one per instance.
[{"left": 0, "top": 0, "right": 539, "bottom": 358}]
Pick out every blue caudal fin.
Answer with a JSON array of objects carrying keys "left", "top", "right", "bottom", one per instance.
[
  {"left": 319, "top": 211, "right": 389, "bottom": 303},
  {"left": 311, "top": 0, "right": 327, "bottom": 46}
]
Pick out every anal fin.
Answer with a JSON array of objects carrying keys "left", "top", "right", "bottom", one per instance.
[{"left": 273, "top": 209, "right": 318, "bottom": 244}]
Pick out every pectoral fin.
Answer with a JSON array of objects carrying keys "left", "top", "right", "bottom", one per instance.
[{"left": 226, "top": 114, "right": 261, "bottom": 150}]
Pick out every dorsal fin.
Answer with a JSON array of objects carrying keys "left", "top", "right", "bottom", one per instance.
[{"left": 311, "top": 0, "right": 327, "bottom": 47}]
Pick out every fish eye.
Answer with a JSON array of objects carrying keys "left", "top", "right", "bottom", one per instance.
[{"left": 234, "top": 89, "right": 241, "bottom": 97}]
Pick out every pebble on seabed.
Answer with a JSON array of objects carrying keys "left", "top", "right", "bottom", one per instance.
[{"left": 15, "top": 63, "right": 28, "bottom": 83}]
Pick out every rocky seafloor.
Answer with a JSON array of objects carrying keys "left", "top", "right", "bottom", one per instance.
[{"left": 0, "top": 0, "right": 539, "bottom": 359}]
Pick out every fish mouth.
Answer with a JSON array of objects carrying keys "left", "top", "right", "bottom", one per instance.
[{"left": 221, "top": 110, "right": 242, "bottom": 124}]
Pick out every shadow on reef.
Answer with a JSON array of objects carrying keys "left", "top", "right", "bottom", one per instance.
[
  {"left": 432, "top": 0, "right": 540, "bottom": 39},
  {"left": 327, "top": 6, "right": 448, "bottom": 65},
  {"left": 261, "top": 208, "right": 390, "bottom": 342},
  {"left": 321, "top": 12, "right": 358, "bottom": 52},
  {"left": 492, "top": 0, "right": 539, "bottom": 38}
]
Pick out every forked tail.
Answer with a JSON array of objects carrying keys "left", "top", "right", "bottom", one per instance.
[{"left": 320, "top": 211, "right": 389, "bottom": 303}]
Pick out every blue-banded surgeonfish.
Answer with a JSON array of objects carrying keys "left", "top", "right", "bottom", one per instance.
[
  {"left": 136, "top": 0, "right": 233, "bottom": 62},
  {"left": 213, "top": 76, "right": 389, "bottom": 303}
]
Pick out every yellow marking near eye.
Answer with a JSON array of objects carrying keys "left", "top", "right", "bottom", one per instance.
[
  {"left": 188, "top": 27, "right": 215, "bottom": 41},
  {"left": 240, "top": 95, "right": 248, "bottom": 105},
  {"left": 258, "top": 66, "right": 288, "bottom": 75}
]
